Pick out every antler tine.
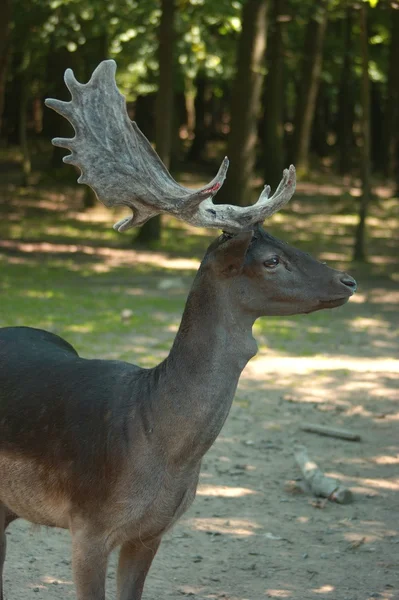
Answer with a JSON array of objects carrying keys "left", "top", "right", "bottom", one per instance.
[
  {"left": 254, "top": 165, "right": 296, "bottom": 214},
  {"left": 64, "top": 68, "right": 85, "bottom": 98},
  {"left": 191, "top": 165, "right": 296, "bottom": 233},
  {"left": 45, "top": 60, "right": 296, "bottom": 234}
]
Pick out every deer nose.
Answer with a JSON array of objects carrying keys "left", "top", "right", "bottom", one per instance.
[{"left": 340, "top": 274, "right": 357, "bottom": 293}]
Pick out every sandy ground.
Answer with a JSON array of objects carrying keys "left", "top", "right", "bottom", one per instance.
[{"left": 3, "top": 286, "right": 399, "bottom": 600}]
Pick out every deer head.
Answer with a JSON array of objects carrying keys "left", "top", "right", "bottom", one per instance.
[
  {"left": 45, "top": 60, "right": 356, "bottom": 317},
  {"left": 200, "top": 227, "right": 356, "bottom": 318}
]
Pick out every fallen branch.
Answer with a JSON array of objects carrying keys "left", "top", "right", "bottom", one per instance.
[
  {"left": 300, "top": 423, "right": 361, "bottom": 442},
  {"left": 294, "top": 444, "right": 353, "bottom": 504}
]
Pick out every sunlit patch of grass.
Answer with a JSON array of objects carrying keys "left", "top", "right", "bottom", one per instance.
[
  {"left": 0, "top": 248, "right": 185, "bottom": 366},
  {"left": 0, "top": 178, "right": 398, "bottom": 367}
]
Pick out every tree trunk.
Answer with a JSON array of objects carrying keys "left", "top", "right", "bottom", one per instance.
[
  {"left": 4, "top": 53, "right": 23, "bottom": 145},
  {"left": 216, "top": 0, "right": 268, "bottom": 207},
  {"left": 370, "top": 81, "right": 384, "bottom": 172},
  {"left": 134, "top": 93, "right": 156, "bottom": 141},
  {"left": 263, "top": 0, "right": 286, "bottom": 190},
  {"left": 0, "top": 0, "right": 11, "bottom": 137},
  {"left": 292, "top": 4, "right": 328, "bottom": 175},
  {"left": 6, "top": 50, "right": 32, "bottom": 182},
  {"left": 82, "top": 32, "right": 108, "bottom": 79},
  {"left": 311, "top": 81, "right": 330, "bottom": 159},
  {"left": 336, "top": 7, "right": 355, "bottom": 175},
  {"left": 188, "top": 68, "right": 209, "bottom": 162},
  {"left": 383, "top": 5, "right": 399, "bottom": 178},
  {"left": 136, "top": 0, "right": 175, "bottom": 244},
  {"left": 353, "top": 4, "right": 371, "bottom": 262},
  {"left": 19, "top": 66, "right": 31, "bottom": 186}
]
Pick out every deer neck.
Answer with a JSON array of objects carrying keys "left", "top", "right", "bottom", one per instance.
[{"left": 151, "top": 272, "right": 257, "bottom": 465}]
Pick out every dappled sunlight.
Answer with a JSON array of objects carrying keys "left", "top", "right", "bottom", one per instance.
[
  {"left": 343, "top": 532, "right": 381, "bottom": 544},
  {"left": 24, "top": 289, "right": 57, "bottom": 299},
  {"left": 371, "top": 455, "right": 399, "bottom": 465},
  {"left": 342, "top": 453, "right": 399, "bottom": 467},
  {"left": 265, "top": 589, "right": 292, "bottom": 598},
  {"left": 312, "top": 585, "right": 335, "bottom": 594},
  {"left": 246, "top": 355, "right": 398, "bottom": 375},
  {"left": 0, "top": 238, "right": 200, "bottom": 271},
  {"left": 197, "top": 484, "right": 258, "bottom": 498},
  {"left": 351, "top": 315, "right": 391, "bottom": 329},
  {"left": 330, "top": 472, "right": 399, "bottom": 493},
  {"left": 0, "top": 180, "right": 398, "bottom": 600},
  {"left": 349, "top": 292, "right": 367, "bottom": 303},
  {"left": 369, "top": 288, "right": 399, "bottom": 304},
  {"left": 296, "top": 516, "right": 310, "bottom": 524},
  {"left": 27, "top": 584, "right": 47, "bottom": 591},
  {"left": 186, "top": 517, "right": 261, "bottom": 536},
  {"left": 66, "top": 323, "right": 95, "bottom": 333},
  {"left": 41, "top": 575, "right": 73, "bottom": 585}
]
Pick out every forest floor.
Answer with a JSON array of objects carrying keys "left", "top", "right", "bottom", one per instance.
[{"left": 0, "top": 171, "right": 398, "bottom": 600}]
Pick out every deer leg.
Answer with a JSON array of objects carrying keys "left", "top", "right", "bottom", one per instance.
[
  {"left": 0, "top": 506, "right": 16, "bottom": 600},
  {"left": 70, "top": 527, "right": 109, "bottom": 600},
  {"left": 0, "top": 510, "right": 5, "bottom": 600},
  {"left": 117, "top": 537, "right": 161, "bottom": 600}
]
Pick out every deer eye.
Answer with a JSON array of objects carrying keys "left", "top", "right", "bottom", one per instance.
[{"left": 263, "top": 256, "right": 280, "bottom": 269}]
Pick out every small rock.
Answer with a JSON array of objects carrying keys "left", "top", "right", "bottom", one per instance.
[{"left": 302, "top": 553, "right": 308, "bottom": 559}]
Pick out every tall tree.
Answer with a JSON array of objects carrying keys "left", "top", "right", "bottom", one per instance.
[
  {"left": 383, "top": 4, "right": 399, "bottom": 178},
  {"left": 353, "top": 2, "right": 371, "bottom": 262},
  {"left": 0, "top": 0, "right": 11, "bottom": 136},
  {"left": 263, "top": 0, "right": 287, "bottom": 190},
  {"left": 19, "top": 51, "right": 31, "bottom": 185},
  {"left": 137, "top": 0, "right": 175, "bottom": 244},
  {"left": 216, "top": 0, "right": 268, "bottom": 206},
  {"left": 188, "top": 68, "right": 210, "bottom": 162},
  {"left": 336, "top": 6, "right": 355, "bottom": 175},
  {"left": 292, "top": 2, "right": 328, "bottom": 175}
]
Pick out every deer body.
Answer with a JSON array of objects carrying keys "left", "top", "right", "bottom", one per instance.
[{"left": 0, "top": 229, "right": 357, "bottom": 599}]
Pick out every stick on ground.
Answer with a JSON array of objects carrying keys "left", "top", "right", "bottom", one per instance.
[
  {"left": 294, "top": 444, "right": 353, "bottom": 504},
  {"left": 300, "top": 423, "right": 361, "bottom": 442}
]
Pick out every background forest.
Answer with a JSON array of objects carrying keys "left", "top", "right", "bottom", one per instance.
[{"left": 0, "top": 0, "right": 398, "bottom": 257}]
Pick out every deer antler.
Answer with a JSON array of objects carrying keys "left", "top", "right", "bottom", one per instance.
[{"left": 45, "top": 60, "right": 296, "bottom": 233}]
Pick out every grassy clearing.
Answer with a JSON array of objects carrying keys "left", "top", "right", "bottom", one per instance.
[{"left": 0, "top": 177, "right": 398, "bottom": 368}]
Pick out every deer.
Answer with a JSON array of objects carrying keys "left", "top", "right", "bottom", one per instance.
[{"left": 0, "top": 60, "right": 357, "bottom": 600}]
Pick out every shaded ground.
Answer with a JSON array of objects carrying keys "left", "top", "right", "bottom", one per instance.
[{"left": 0, "top": 177, "right": 398, "bottom": 600}]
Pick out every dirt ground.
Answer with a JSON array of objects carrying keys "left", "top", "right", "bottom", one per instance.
[
  {"left": 0, "top": 179, "right": 398, "bottom": 599},
  {"left": 3, "top": 284, "right": 398, "bottom": 600}
]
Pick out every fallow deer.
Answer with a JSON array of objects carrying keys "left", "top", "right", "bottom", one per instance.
[{"left": 0, "top": 60, "right": 357, "bottom": 600}]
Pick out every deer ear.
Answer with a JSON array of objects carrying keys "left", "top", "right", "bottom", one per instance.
[{"left": 210, "top": 231, "right": 253, "bottom": 276}]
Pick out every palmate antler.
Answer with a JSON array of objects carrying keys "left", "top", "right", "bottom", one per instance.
[{"left": 45, "top": 60, "right": 296, "bottom": 234}]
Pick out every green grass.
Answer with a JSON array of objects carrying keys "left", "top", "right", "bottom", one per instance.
[{"left": 0, "top": 177, "right": 398, "bottom": 367}]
